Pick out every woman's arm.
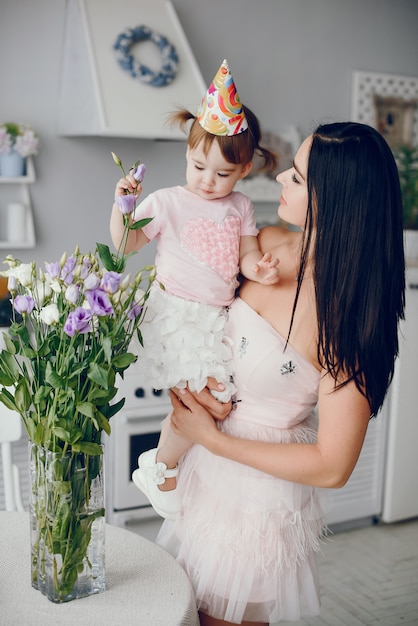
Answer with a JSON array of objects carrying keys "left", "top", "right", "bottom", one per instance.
[
  {"left": 110, "top": 174, "right": 149, "bottom": 253},
  {"left": 169, "top": 371, "right": 371, "bottom": 489}
]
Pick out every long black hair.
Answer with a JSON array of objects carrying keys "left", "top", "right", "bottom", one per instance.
[{"left": 298, "top": 122, "right": 405, "bottom": 416}]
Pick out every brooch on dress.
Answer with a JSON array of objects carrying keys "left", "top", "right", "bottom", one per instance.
[
  {"left": 238, "top": 336, "right": 248, "bottom": 358},
  {"left": 280, "top": 360, "right": 297, "bottom": 376}
]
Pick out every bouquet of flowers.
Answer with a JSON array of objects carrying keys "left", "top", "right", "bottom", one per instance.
[
  {"left": 0, "top": 122, "right": 39, "bottom": 157},
  {"left": 0, "top": 154, "right": 153, "bottom": 602}
]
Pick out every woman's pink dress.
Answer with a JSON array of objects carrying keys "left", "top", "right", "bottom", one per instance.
[{"left": 157, "top": 297, "right": 325, "bottom": 624}]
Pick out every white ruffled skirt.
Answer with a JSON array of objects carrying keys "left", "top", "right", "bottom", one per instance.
[
  {"left": 157, "top": 413, "right": 327, "bottom": 624},
  {"left": 139, "top": 286, "right": 236, "bottom": 401}
]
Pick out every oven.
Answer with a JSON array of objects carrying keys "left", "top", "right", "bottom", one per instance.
[{"left": 105, "top": 364, "right": 171, "bottom": 527}]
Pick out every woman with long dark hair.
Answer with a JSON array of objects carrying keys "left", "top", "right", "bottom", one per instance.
[{"left": 156, "top": 122, "right": 405, "bottom": 626}]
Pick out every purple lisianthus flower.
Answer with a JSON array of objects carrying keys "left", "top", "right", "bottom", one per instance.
[
  {"left": 44, "top": 261, "right": 61, "bottom": 280},
  {"left": 101, "top": 271, "right": 121, "bottom": 294},
  {"left": 61, "top": 256, "right": 77, "bottom": 284},
  {"left": 13, "top": 295, "right": 35, "bottom": 314},
  {"left": 64, "top": 307, "right": 93, "bottom": 337},
  {"left": 115, "top": 194, "right": 138, "bottom": 216},
  {"left": 79, "top": 257, "right": 92, "bottom": 280},
  {"left": 127, "top": 302, "right": 143, "bottom": 320},
  {"left": 132, "top": 163, "right": 146, "bottom": 183},
  {"left": 85, "top": 289, "right": 114, "bottom": 316}
]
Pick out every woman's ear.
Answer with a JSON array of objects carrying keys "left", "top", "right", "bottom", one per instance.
[{"left": 240, "top": 162, "right": 253, "bottom": 179}]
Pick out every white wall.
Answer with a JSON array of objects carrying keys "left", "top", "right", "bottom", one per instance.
[{"left": 0, "top": 0, "right": 417, "bottom": 268}]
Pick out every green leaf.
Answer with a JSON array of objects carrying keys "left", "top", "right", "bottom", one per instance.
[
  {"left": 33, "top": 385, "right": 51, "bottom": 404},
  {"left": 71, "top": 441, "right": 103, "bottom": 455},
  {"left": 26, "top": 419, "right": 36, "bottom": 442},
  {"left": 0, "top": 388, "right": 18, "bottom": 412},
  {"left": 96, "top": 243, "right": 117, "bottom": 272},
  {"left": 76, "top": 402, "right": 95, "bottom": 418},
  {"left": 95, "top": 409, "right": 111, "bottom": 436},
  {"left": 130, "top": 217, "right": 153, "bottom": 230},
  {"left": 2, "top": 332, "right": 17, "bottom": 355},
  {"left": 36, "top": 340, "right": 52, "bottom": 358},
  {"left": 45, "top": 362, "right": 65, "bottom": 389},
  {"left": 104, "top": 397, "right": 125, "bottom": 419},
  {"left": 0, "top": 351, "right": 20, "bottom": 385},
  {"left": 52, "top": 427, "right": 72, "bottom": 443},
  {"left": 87, "top": 363, "right": 109, "bottom": 389},
  {"left": 102, "top": 336, "right": 112, "bottom": 364},
  {"left": 15, "top": 377, "right": 31, "bottom": 412},
  {"left": 34, "top": 421, "right": 46, "bottom": 445},
  {"left": 112, "top": 352, "right": 137, "bottom": 369}
]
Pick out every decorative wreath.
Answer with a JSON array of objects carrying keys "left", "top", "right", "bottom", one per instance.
[{"left": 114, "top": 25, "right": 179, "bottom": 88}]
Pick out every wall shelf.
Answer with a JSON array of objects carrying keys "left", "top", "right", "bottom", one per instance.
[
  {"left": 0, "top": 157, "right": 36, "bottom": 249},
  {"left": 57, "top": 0, "right": 206, "bottom": 139}
]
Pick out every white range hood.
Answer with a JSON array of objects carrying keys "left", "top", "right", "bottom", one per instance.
[{"left": 57, "top": 0, "right": 206, "bottom": 140}]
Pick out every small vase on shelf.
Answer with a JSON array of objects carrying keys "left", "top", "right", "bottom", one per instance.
[{"left": 0, "top": 150, "right": 26, "bottom": 177}]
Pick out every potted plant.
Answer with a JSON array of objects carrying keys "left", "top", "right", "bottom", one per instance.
[
  {"left": 395, "top": 144, "right": 418, "bottom": 261},
  {"left": 0, "top": 122, "right": 39, "bottom": 177}
]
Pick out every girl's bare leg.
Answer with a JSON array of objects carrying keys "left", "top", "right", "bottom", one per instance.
[{"left": 156, "top": 413, "right": 192, "bottom": 492}]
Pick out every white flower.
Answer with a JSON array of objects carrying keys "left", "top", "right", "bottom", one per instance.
[
  {"left": 50, "top": 279, "right": 63, "bottom": 294},
  {"left": 83, "top": 273, "right": 100, "bottom": 290},
  {"left": 65, "top": 284, "right": 79, "bottom": 304},
  {"left": 5, "top": 263, "right": 34, "bottom": 287},
  {"left": 39, "top": 303, "right": 59, "bottom": 326},
  {"left": 120, "top": 274, "right": 131, "bottom": 288},
  {"left": 32, "top": 279, "right": 52, "bottom": 308}
]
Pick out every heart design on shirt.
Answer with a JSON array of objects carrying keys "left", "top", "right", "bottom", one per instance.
[{"left": 180, "top": 215, "right": 241, "bottom": 283}]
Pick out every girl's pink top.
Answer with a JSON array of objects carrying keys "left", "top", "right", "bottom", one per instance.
[{"left": 134, "top": 185, "right": 258, "bottom": 306}]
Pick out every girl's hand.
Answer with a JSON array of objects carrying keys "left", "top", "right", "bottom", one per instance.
[
  {"left": 253, "top": 252, "right": 280, "bottom": 285},
  {"left": 114, "top": 174, "right": 141, "bottom": 198},
  {"left": 169, "top": 389, "right": 221, "bottom": 447}
]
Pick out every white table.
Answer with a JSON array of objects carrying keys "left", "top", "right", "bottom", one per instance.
[{"left": 0, "top": 512, "right": 198, "bottom": 626}]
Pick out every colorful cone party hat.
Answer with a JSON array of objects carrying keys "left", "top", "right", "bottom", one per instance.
[{"left": 197, "top": 59, "right": 248, "bottom": 136}]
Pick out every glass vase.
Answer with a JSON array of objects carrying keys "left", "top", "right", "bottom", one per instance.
[{"left": 29, "top": 442, "right": 106, "bottom": 603}]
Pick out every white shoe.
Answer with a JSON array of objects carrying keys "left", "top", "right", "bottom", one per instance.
[{"left": 132, "top": 449, "right": 181, "bottom": 520}]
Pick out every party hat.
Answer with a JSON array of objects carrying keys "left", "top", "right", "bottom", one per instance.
[{"left": 197, "top": 59, "right": 248, "bottom": 136}]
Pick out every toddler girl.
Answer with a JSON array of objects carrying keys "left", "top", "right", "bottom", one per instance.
[{"left": 110, "top": 60, "right": 279, "bottom": 518}]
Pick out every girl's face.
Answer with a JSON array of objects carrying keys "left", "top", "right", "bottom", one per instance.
[
  {"left": 185, "top": 140, "right": 252, "bottom": 201},
  {"left": 276, "top": 135, "right": 311, "bottom": 228}
]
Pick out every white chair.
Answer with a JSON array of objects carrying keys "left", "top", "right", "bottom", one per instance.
[{"left": 0, "top": 405, "right": 24, "bottom": 511}]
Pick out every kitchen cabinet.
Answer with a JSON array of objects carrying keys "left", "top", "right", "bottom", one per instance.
[
  {"left": 0, "top": 157, "right": 36, "bottom": 248},
  {"left": 382, "top": 265, "right": 418, "bottom": 522}
]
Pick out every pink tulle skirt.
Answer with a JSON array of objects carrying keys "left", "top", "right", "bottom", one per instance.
[{"left": 157, "top": 414, "right": 327, "bottom": 624}]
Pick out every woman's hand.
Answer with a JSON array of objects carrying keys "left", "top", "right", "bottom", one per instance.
[
  {"left": 179, "top": 378, "right": 232, "bottom": 421},
  {"left": 169, "top": 388, "right": 222, "bottom": 447}
]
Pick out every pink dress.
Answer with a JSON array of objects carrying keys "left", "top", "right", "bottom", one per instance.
[{"left": 157, "top": 297, "right": 325, "bottom": 624}]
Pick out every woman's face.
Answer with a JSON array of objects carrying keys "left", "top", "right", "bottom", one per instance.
[{"left": 276, "top": 135, "right": 311, "bottom": 228}]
